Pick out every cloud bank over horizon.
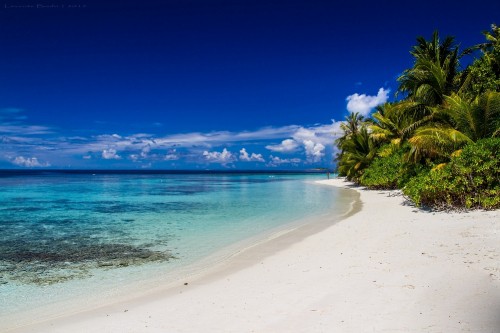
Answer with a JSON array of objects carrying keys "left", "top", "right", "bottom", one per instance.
[
  {"left": 0, "top": 87, "right": 387, "bottom": 169},
  {"left": 0, "top": 109, "right": 344, "bottom": 169}
]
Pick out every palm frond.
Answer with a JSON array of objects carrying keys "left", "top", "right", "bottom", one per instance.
[{"left": 408, "top": 126, "right": 472, "bottom": 161}]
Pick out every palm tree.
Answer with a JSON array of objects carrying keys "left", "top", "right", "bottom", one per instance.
[
  {"left": 411, "top": 31, "right": 459, "bottom": 66},
  {"left": 442, "top": 92, "right": 500, "bottom": 139},
  {"left": 460, "top": 24, "right": 500, "bottom": 98},
  {"left": 407, "top": 91, "right": 500, "bottom": 160},
  {"left": 340, "top": 112, "right": 365, "bottom": 137},
  {"left": 334, "top": 112, "right": 366, "bottom": 154},
  {"left": 370, "top": 102, "right": 422, "bottom": 144},
  {"left": 464, "top": 24, "right": 500, "bottom": 55},
  {"left": 336, "top": 126, "right": 379, "bottom": 181},
  {"left": 406, "top": 26, "right": 500, "bottom": 162},
  {"left": 397, "top": 31, "right": 461, "bottom": 113}
]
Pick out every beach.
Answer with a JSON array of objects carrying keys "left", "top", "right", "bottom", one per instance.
[{"left": 8, "top": 178, "right": 500, "bottom": 333}]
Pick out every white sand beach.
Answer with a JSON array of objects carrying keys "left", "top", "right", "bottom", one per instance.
[{"left": 8, "top": 178, "right": 500, "bottom": 333}]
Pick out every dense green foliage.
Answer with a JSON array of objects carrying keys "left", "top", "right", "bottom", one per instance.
[
  {"left": 403, "top": 139, "right": 500, "bottom": 209},
  {"left": 335, "top": 24, "right": 500, "bottom": 210},
  {"left": 358, "top": 144, "right": 429, "bottom": 190},
  {"left": 360, "top": 145, "right": 405, "bottom": 189},
  {"left": 359, "top": 150, "right": 402, "bottom": 189}
]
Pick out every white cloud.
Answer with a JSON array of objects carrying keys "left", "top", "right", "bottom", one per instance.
[
  {"left": 1, "top": 136, "right": 38, "bottom": 144},
  {"left": 239, "top": 148, "right": 250, "bottom": 161},
  {"left": 239, "top": 148, "right": 265, "bottom": 162},
  {"left": 295, "top": 121, "right": 344, "bottom": 143},
  {"left": 153, "top": 125, "right": 299, "bottom": 148},
  {"left": 24, "top": 123, "right": 335, "bottom": 161},
  {"left": 203, "top": 148, "right": 235, "bottom": 164},
  {"left": 1, "top": 113, "right": 345, "bottom": 167},
  {"left": 346, "top": 87, "right": 389, "bottom": 117},
  {"left": 58, "top": 126, "right": 299, "bottom": 158},
  {"left": 0, "top": 106, "right": 46, "bottom": 135},
  {"left": 164, "top": 154, "right": 179, "bottom": 161},
  {"left": 140, "top": 144, "right": 151, "bottom": 158},
  {"left": 261, "top": 120, "right": 341, "bottom": 164},
  {"left": 303, "top": 140, "right": 325, "bottom": 162},
  {"left": 12, "top": 156, "right": 49, "bottom": 167},
  {"left": 265, "top": 139, "right": 299, "bottom": 153},
  {"left": 102, "top": 148, "right": 121, "bottom": 160},
  {"left": 163, "top": 149, "right": 179, "bottom": 161},
  {"left": 165, "top": 153, "right": 179, "bottom": 161},
  {"left": 0, "top": 125, "right": 53, "bottom": 135},
  {"left": 267, "top": 155, "right": 301, "bottom": 167},
  {"left": 292, "top": 128, "right": 316, "bottom": 141}
]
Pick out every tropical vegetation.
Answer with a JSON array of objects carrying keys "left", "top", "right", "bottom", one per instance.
[{"left": 335, "top": 24, "right": 500, "bottom": 210}]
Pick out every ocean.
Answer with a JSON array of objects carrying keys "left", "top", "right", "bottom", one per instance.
[{"left": 0, "top": 171, "right": 355, "bottom": 328}]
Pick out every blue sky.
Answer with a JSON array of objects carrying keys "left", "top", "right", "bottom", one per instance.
[{"left": 1, "top": 0, "right": 498, "bottom": 169}]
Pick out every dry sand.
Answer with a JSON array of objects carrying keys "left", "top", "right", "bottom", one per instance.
[{"left": 8, "top": 178, "right": 500, "bottom": 332}]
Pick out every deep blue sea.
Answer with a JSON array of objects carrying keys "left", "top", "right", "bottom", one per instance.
[{"left": 0, "top": 171, "right": 354, "bottom": 326}]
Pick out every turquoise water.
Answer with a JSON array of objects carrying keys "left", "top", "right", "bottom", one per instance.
[{"left": 0, "top": 171, "right": 351, "bottom": 325}]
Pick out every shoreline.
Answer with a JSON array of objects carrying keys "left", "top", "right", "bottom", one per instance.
[
  {"left": 3, "top": 180, "right": 359, "bottom": 332},
  {"left": 6, "top": 178, "right": 500, "bottom": 332}
]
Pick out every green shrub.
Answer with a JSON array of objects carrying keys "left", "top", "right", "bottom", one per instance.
[
  {"left": 360, "top": 144, "right": 425, "bottom": 189},
  {"left": 403, "top": 138, "right": 500, "bottom": 210},
  {"left": 360, "top": 148, "right": 402, "bottom": 189}
]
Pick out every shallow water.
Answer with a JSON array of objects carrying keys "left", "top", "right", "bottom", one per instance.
[{"left": 0, "top": 171, "right": 350, "bottom": 324}]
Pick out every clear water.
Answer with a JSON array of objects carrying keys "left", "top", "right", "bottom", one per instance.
[{"left": 0, "top": 171, "right": 352, "bottom": 325}]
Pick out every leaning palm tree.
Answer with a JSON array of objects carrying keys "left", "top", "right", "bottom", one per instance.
[
  {"left": 463, "top": 24, "right": 500, "bottom": 55},
  {"left": 370, "top": 101, "right": 428, "bottom": 144},
  {"left": 442, "top": 92, "right": 500, "bottom": 139},
  {"left": 370, "top": 103, "right": 401, "bottom": 144},
  {"left": 407, "top": 91, "right": 500, "bottom": 161},
  {"left": 407, "top": 126, "right": 472, "bottom": 161}
]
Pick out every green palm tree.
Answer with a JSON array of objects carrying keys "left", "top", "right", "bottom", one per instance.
[
  {"left": 460, "top": 24, "right": 500, "bottom": 98},
  {"left": 370, "top": 102, "right": 426, "bottom": 144},
  {"left": 407, "top": 91, "right": 500, "bottom": 160},
  {"left": 442, "top": 92, "right": 500, "bottom": 139},
  {"left": 336, "top": 126, "right": 379, "bottom": 181},
  {"left": 407, "top": 126, "right": 472, "bottom": 161},
  {"left": 464, "top": 24, "right": 500, "bottom": 55},
  {"left": 411, "top": 31, "right": 459, "bottom": 66},
  {"left": 370, "top": 101, "right": 442, "bottom": 160},
  {"left": 334, "top": 112, "right": 366, "bottom": 152},
  {"left": 397, "top": 31, "right": 461, "bottom": 117},
  {"left": 341, "top": 112, "right": 365, "bottom": 136}
]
